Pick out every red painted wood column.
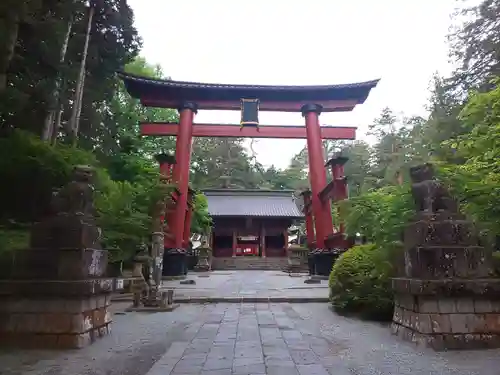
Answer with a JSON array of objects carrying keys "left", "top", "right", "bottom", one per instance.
[
  {"left": 182, "top": 189, "right": 194, "bottom": 247},
  {"left": 261, "top": 227, "right": 266, "bottom": 258},
  {"left": 301, "top": 190, "right": 315, "bottom": 247},
  {"left": 302, "top": 104, "right": 334, "bottom": 248},
  {"left": 232, "top": 230, "right": 237, "bottom": 257},
  {"left": 328, "top": 155, "right": 349, "bottom": 234},
  {"left": 172, "top": 102, "right": 197, "bottom": 249},
  {"left": 154, "top": 153, "right": 176, "bottom": 248}
]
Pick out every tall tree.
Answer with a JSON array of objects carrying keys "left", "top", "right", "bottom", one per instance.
[
  {"left": 449, "top": 0, "right": 500, "bottom": 89},
  {"left": 0, "top": 0, "right": 41, "bottom": 93},
  {"left": 0, "top": 0, "right": 141, "bottom": 144}
]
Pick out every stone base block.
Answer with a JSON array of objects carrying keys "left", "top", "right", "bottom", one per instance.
[
  {"left": 0, "top": 283, "right": 112, "bottom": 349},
  {"left": 0, "top": 324, "right": 111, "bottom": 349},
  {"left": 391, "top": 322, "right": 500, "bottom": 350},
  {"left": 392, "top": 278, "right": 500, "bottom": 350}
]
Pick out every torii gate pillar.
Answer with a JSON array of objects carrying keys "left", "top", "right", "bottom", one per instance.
[
  {"left": 171, "top": 102, "right": 197, "bottom": 248},
  {"left": 302, "top": 104, "right": 334, "bottom": 248}
]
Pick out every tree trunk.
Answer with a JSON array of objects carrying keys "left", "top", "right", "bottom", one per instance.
[
  {"left": 0, "top": 13, "right": 20, "bottom": 93},
  {"left": 73, "top": 70, "right": 86, "bottom": 144},
  {"left": 68, "top": 5, "right": 94, "bottom": 145},
  {"left": 42, "top": 20, "right": 73, "bottom": 141},
  {"left": 51, "top": 107, "right": 63, "bottom": 144}
]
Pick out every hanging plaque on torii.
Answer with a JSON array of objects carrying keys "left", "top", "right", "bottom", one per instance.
[{"left": 240, "top": 98, "right": 260, "bottom": 130}]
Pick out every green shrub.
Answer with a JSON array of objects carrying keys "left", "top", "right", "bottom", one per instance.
[
  {"left": 0, "top": 129, "right": 212, "bottom": 264},
  {"left": 337, "top": 184, "right": 413, "bottom": 247},
  {"left": 0, "top": 129, "right": 99, "bottom": 223},
  {"left": 493, "top": 252, "right": 500, "bottom": 277},
  {"left": 0, "top": 228, "right": 30, "bottom": 254},
  {"left": 0, "top": 130, "right": 156, "bottom": 262},
  {"left": 329, "top": 243, "right": 396, "bottom": 321}
]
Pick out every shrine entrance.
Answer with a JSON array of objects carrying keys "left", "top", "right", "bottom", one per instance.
[
  {"left": 203, "top": 189, "right": 302, "bottom": 263},
  {"left": 119, "top": 73, "right": 379, "bottom": 259}
]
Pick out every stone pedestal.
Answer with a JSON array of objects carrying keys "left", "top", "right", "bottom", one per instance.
[
  {"left": 392, "top": 164, "right": 500, "bottom": 350},
  {"left": 392, "top": 278, "right": 500, "bottom": 350},
  {"left": 194, "top": 256, "right": 210, "bottom": 271},
  {"left": 0, "top": 165, "right": 113, "bottom": 349},
  {"left": 0, "top": 279, "right": 112, "bottom": 349}
]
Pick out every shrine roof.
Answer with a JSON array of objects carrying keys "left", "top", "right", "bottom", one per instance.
[
  {"left": 203, "top": 189, "right": 303, "bottom": 218},
  {"left": 118, "top": 72, "right": 380, "bottom": 112}
]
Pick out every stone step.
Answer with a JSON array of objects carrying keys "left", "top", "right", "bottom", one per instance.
[{"left": 211, "top": 257, "right": 289, "bottom": 270}]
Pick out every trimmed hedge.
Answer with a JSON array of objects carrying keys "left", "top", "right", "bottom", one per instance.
[{"left": 328, "top": 243, "right": 396, "bottom": 321}]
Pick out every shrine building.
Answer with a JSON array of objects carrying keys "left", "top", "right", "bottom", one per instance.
[{"left": 204, "top": 189, "right": 303, "bottom": 258}]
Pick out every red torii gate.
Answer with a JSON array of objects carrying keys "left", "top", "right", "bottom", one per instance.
[{"left": 119, "top": 73, "right": 379, "bottom": 250}]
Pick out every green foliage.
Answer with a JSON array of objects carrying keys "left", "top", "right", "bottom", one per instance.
[
  {"left": 0, "top": 130, "right": 167, "bottom": 262},
  {"left": 0, "top": 228, "right": 30, "bottom": 254},
  {"left": 95, "top": 178, "right": 155, "bottom": 262},
  {"left": 191, "top": 193, "right": 212, "bottom": 234},
  {"left": 337, "top": 185, "right": 414, "bottom": 248},
  {"left": 0, "top": 0, "right": 141, "bottom": 144},
  {"left": 328, "top": 243, "right": 395, "bottom": 321},
  {"left": 0, "top": 129, "right": 98, "bottom": 223},
  {"left": 438, "top": 78, "right": 500, "bottom": 239},
  {"left": 330, "top": 186, "right": 412, "bottom": 321},
  {"left": 493, "top": 252, "right": 500, "bottom": 277},
  {"left": 109, "top": 57, "right": 178, "bottom": 158}
]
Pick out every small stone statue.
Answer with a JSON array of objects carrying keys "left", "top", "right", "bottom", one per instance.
[
  {"left": 410, "top": 163, "right": 458, "bottom": 214},
  {"left": 30, "top": 164, "right": 102, "bottom": 252},
  {"left": 51, "top": 165, "right": 96, "bottom": 217}
]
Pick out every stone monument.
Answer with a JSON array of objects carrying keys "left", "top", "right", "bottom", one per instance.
[
  {"left": 391, "top": 163, "right": 500, "bottom": 350},
  {"left": 131, "top": 244, "right": 151, "bottom": 307},
  {"left": 125, "top": 177, "right": 177, "bottom": 311},
  {"left": 0, "top": 165, "right": 113, "bottom": 349},
  {"left": 194, "top": 240, "right": 211, "bottom": 272},
  {"left": 127, "top": 243, "right": 175, "bottom": 311}
]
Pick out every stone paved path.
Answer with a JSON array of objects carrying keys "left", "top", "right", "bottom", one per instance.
[
  {"left": 161, "top": 270, "right": 328, "bottom": 300},
  {"left": 1, "top": 303, "right": 498, "bottom": 375}
]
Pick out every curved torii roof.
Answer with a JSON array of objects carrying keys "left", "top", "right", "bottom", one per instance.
[{"left": 119, "top": 72, "right": 380, "bottom": 112}]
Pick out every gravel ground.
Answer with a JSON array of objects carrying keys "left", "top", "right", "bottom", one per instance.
[{"left": 1, "top": 303, "right": 498, "bottom": 375}]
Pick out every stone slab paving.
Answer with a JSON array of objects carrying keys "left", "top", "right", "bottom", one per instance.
[
  {"left": 1, "top": 302, "right": 498, "bottom": 375},
  {"left": 160, "top": 270, "right": 329, "bottom": 301}
]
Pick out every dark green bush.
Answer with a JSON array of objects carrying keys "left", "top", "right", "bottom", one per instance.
[
  {"left": 0, "top": 129, "right": 99, "bottom": 223},
  {"left": 0, "top": 129, "right": 212, "bottom": 263},
  {"left": 329, "top": 243, "right": 396, "bottom": 321},
  {"left": 0, "top": 130, "right": 156, "bottom": 262},
  {"left": 493, "top": 252, "right": 500, "bottom": 277},
  {"left": 0, "top": 228, "right": 30, "bottom": 254}
]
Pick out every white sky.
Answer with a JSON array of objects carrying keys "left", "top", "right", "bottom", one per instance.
[{"left": 128, "top": 0, "right": 457, "bottom": 169}]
